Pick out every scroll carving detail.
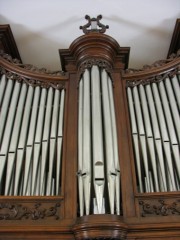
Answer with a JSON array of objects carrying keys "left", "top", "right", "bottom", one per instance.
[
  {"left": 0, "top": 202, "right": 60, "bottom": 220},
  {"left": 125, "top": 49, "right": 180, "bottom": 74},
  {"left": 0, "top": 67, "right": 66, "bottom": 90},
  {"left": 126, "top": 67, "right": 179, "bottom": 87},
  {"left": 80, "top": 15, "right": 109, "bottom": 34},
  {"left": 139, "top": 199, "right": 180, "bottom": 217},
  {"left": 0, "top": 50, "right": 65, "bottom": 76},
  {"left": 79, "top": 58, "right": 112, "bottom": 74}
]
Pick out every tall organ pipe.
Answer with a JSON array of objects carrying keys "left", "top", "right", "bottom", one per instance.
[
  {"left": 127, "top": 74, "right": 180, "bottom": 193},
  {"left": 78, "top": 66, "right": 120, "bottom": 216},
  {"left": 91, "top": 66, "right": 105, "bottom": 215},
  {"left": 82, "top": 69, "right": 92, "bottom": 215},
  {"left": 0, "top": 75, "right": 65, "bottom": 196}
]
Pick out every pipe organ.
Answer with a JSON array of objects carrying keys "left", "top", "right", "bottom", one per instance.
[
  {"left": 0, "top": 75, "right": 65, "bottom": 196},
  {"left": 78, "top": 66, "right": 120, "bottom": 216},
  {"left": 0, "top": 16, "right": 179, "bottom": 240},
  {"left": 127, "top": 73, "right": 180, "bottom": 194}
]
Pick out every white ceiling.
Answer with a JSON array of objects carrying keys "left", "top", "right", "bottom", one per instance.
[{"left": 0, "top": 0, "right": 179, "bottom": 71}]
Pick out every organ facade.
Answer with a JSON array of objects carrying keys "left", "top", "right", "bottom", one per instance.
[{"left": 0, "top": 16, "right": 179, "bottom": 240}]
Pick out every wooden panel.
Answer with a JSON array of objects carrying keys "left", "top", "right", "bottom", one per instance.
[
  {"left": 168, "top": 19, "right": 180, "bottom": 57},
  {"left": 0, "top": 24, "right": 22, "bottom": 61}
]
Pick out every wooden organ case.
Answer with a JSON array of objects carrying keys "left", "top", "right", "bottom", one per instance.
[{"left": 0, "top": 16, "right": 179, "bottom": 240}]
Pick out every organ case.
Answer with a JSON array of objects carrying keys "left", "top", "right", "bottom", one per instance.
[{"left": 0, "top": 16, "right": 179, "bottom": 239}]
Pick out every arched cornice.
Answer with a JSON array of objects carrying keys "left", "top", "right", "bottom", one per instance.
[
  {"left": 122, "top": 50, "right": 180, "bottom": 87},
  {"left": 59, "top": 32, "right": 130, "bottom": 73},
  {"left": 0, "top": 52, "right": 69, "bottom": 89}
]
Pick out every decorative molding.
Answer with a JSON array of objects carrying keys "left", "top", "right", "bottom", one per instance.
[
  {"left": 0, "top": 50, "right": 21, "bottom": 64},
  {"left": 78, "top": 238, "right": 123, "bottom": 240},
  {"left": 139, "top": 199, "right": 180, "bottom": 217},
  {"left": 126, "top": 66, "right": 179, "bottom": 87},
  {"left": 80, "top": 15, "right": 109, "bottom": 34},
  {"left": 124, "top": 49, "right": 180, "bottom": 74},
  {"left": 73, "top": 215, "right": 127, "bottom": 240},
  {"left": 0, "top": 66, "right": 66, "bottom": 90},
  {"left": 79, "top": 58, "right": 112, "bottom": 74},
  {"left": 18, "top": 64, "right": 65, "bottom": 76},
  {"left": 0, "top": 202, "right": 60, "bottom": 220},
  {"left": 0, "top": 50, "right": 65, "bottom": 77}
]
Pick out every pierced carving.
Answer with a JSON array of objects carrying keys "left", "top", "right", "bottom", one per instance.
[
  {"left": 0, "top": 50, "right": 65, "bottom": 76},
  {"left": 18, "top": 64, "right": 65, "bottom": 76},
  {"left": 125, "top": 49, "right": 180, "bottom": 74},
  {"left": 0, "top": 202, "right": 61, "bottom": 220},
  {"left": 0, "top": 66, "right": 66, "bottom": 90},
  {"left": 139, "top": 199, "right": 180, "bottom": 217},
  {"left": 79, "top": 58, "right": 112, "bottom": 74},
  {"left": 0, "top": 50, "right": 21, "bottom": 64},
  {"left": 126, "top": 67, "right": 179, "bottom": 87},
  {"left": 80, "top": 15, "right": 109, "bottom": 34}
]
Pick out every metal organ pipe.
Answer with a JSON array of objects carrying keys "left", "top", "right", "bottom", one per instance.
[
  {"left": 78, "top": 79, "right": 84, "bottom": 216},
  {"left": 107, "top": 75, "right": 121, "bottom": 215},
  {"left": 78, "top": 66, "right": 120, "bottom": 215},
  {"left": 0, "top": 74, "right": 65, "bottom": 196},
  {"left": 82, "top": 69, "right": 92, "bottom": 215},
  {"left": 127, "top": 73, "right": 180, "bottom": 193},
  {"left": 127, "top": 87, "right": 143, "bottom": 193},
  {"left": 91, "top": 66, "right": 105, "bottom": 215},
  {"left": 133, "top": 86, "right": 150, "bottom": 192}
]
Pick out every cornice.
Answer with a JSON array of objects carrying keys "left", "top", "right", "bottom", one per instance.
[
  {"left": 0, "top": 52, "right": 69, "bottom": 90},
  {"left": 122, "top": 50, "right": 180, "bottom": 87},
  {"left": 59, "top": 32, "right": 130, "bottom": 73},
  {"left": 122, "top": 50, "right": 180, "bottom": 79}
]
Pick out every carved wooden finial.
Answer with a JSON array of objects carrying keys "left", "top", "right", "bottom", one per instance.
[{"left": 80, "top": 15, "right": 109, "bottom": 34}]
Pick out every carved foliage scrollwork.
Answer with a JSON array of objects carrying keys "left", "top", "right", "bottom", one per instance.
[
  {"left": 18, "top": 64, "right": 65, "bottom": 76},
  {"left": 0, "top": 50, "right": 65, "bottom": 76},
  {"left": 0, "top": 67, "right": 66, "bottom": 90},
  {"left": 0, "top": 50, "right": 21, "bottom": 64},
  {"left": 125, "top": 49, "right": 180, "bottom": 74},
  {"left": 79, "top": 58, "right": 112, "bottom": 75},
  {"left": 139, "top": 199, "right": 180, "bottom": 217},
  {"left": 126, "top": 67, "right": 179, "bottom": 87},
  {"left": 0, "top": 202, "right": 61, "bottom": 220}
]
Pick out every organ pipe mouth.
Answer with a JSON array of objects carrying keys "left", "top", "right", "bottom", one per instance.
[
  {"left": 95, "top": 178, "right": 105, "bottom": 186},
  {"left": 95, "top": 161, "right": 103, "bottom": 166}
]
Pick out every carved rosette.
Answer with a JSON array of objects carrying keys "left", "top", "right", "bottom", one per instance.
[
  {"left": 126, "top": 67, "right": 179, "bottom": 87},
  {"left": 0, "top": 66, "right": 66, "bottom": 90},
  {"left": 0, "top": 202, "right": 61, "bottom": 220},
  {"left": 139, "top": 199, "right": 180, "bottom": 217}
]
